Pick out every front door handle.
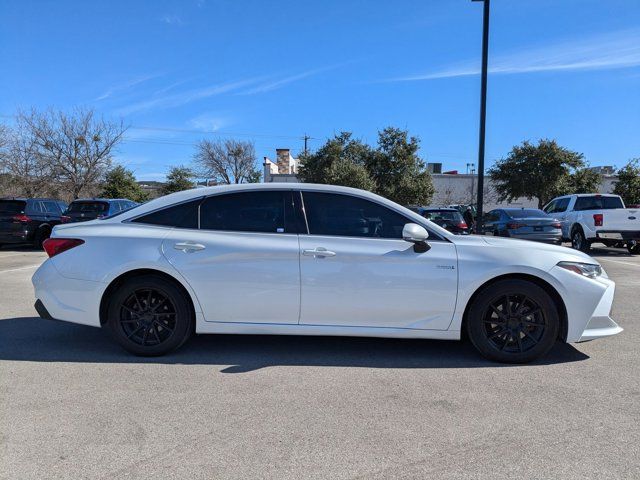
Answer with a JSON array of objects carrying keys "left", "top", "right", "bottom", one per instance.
[
  {"left": 302, "top": 247, "right": 336, "bottom": 258},
  {"left": 174, "top": 242, "right": 206, "bottom": 253}
]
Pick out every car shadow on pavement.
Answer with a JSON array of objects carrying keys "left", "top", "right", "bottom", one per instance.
[{"left": 0, "top": 317, "right": 590, "bottom": 372}]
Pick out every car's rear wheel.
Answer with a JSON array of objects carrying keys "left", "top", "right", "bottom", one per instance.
[
  {"left": 466, "top": 279, "right": 560, "bottom": 363},
  {"left": 627, "top": 243, "right": 640, "bottom": 254},
  {"left": 106, "top": 275, "right": 193, "bottom": 356},
  {"left": 33, "top": 227, "right": 50, "bottom": 249},
  {"left": 571, "top": 228, "right": 590, "bottom": 253}
]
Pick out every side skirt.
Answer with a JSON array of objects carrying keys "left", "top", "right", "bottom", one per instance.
[{"left": 195, "top": 321, "right": 461, "bottom": 340}]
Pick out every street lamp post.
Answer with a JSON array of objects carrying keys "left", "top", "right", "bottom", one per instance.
[{"left": 472, "top": 0, "right": 491, "bottom": 233}]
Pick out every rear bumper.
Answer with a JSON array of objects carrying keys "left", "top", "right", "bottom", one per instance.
[
  {"left": 32, "top": 259, "right": 103, "bottom": 327},
  {"left": 596, "top": 230, "right": 640, "bottom": 241},
  {"left": 0, "top": 229, "right": 34, "bottom": 243}
]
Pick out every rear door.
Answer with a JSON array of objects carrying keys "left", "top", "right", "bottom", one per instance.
[
  {"left": 160, "top": 190, "right": 302, "bottom": 324},
  {"left": 298, "top": 191, "right": 458, "bottom": 330}
]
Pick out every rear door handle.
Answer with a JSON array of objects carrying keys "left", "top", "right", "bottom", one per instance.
[
  {"left": 174, "top": 242, "right": 206, "bottom": 253},
  {"left": 302, "top": 247, "right": 336, "bottom": 258}
]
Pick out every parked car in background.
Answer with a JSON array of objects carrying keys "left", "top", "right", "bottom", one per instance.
[
  {"left": 414, "top": 207, "right": 470, "bottom": 235},
  {"left": 33, "top": 183, "right": 621, "bottom": 364},
  {"left": 61, "top": 198, "right": 138, "bottom": 223},
  {"left": 481, "top": 208, "right": 562, "bottom": 244},
  {"left": 544, "top": 194, "right": 640, "bottom": 254},
  {"left": 0, "top": 197, "right": 67, "bottom": 248}
]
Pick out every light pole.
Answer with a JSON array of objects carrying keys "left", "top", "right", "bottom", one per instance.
[{"left": 472, "top": 0, "right": 490, "bottom": 232}]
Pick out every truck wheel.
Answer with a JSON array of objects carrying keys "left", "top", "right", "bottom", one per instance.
[
  {"left": 571, "top": 228, "right": 590, "bottom": 253},
  {"left": 627, "top": 244, "right": 640, "bottom": 255}
]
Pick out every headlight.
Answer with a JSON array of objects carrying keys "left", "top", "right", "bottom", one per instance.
[{"left": 557, "top": 261, "right": 602, "bottom": 278}]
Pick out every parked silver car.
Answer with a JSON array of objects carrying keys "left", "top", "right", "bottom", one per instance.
[{"left": 481, "top": 208, "right": 562, "bottom": 244}]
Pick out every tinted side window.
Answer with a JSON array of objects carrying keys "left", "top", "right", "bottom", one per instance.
[
  {"left": 200, "top": 191, "right": 291, "bottom": 233},
  {"left": 302, "top": 192, "right": 410, "bottom": 239},
  {"left": 574, "top": 196, "right": 623, "bottom": 211},
  {"left": 543, "top": 201, "right": 555, "bottom": 214},
  {"left": 132, "top": 199, "right": 201, "bottom": 228}
]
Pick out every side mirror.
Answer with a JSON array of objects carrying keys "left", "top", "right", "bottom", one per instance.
[{"left": 403, "top": 223, "right": 429, "bottom": 242}]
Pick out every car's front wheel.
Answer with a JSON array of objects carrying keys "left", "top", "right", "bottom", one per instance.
[
  {"left": 571, "top": 228, "right": 590, "bottom": 253},
  {"left": 466, "top": 279, "right": 560, "bottom": 363},
  {"left": 106, "top": 274, "right": 193, "bottom": 356}
]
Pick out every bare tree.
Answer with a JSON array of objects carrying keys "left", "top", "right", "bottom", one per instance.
[
  {"left": 0, "top": 122, "right": 53, "bottom": 197},
  {"left": 193, "top": 138, "right": 260, "bottom": 185},
  {"left": 19, "top": 108, "right": 127, "bottom": 198}
]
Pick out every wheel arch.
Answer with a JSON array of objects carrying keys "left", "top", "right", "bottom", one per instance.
[
  {"left": 460, "top": 273, "right": 568, "bottom": 342},
  {"left": 99, "top": 268, "right": 197, "bottom": 327}
]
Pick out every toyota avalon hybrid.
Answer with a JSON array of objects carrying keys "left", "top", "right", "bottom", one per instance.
[{"left": 32, "top": 184, "right": 622, "bottom": 363}]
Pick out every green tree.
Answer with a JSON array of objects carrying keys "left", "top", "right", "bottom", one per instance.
[
  {"left": 489, "top": 139, "right": 588, "bottom": 209},
  {"left": 366, "top": 127, "right": 434, "bottom": 205},
  {"left": 101, "top": 165, "right": 148, "bottom": 202},
  {"left": 613, "top": 159, "right": 640, "bottom": 205},
  {"left": 562, "top": 167, "right": 601, "bottom": 195},
  {"left": 298, "top": 128, "right": 433, "bottom": 205},
  {"left": 297, "top": 132, "right": 376, "bottom": 190},
  {"left": 161, "top": 166, "right": 195, "bottom": 195}
]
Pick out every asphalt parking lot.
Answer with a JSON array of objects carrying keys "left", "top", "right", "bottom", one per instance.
[{"left": 0, "top": 245, "right": 639, "bottom": 480}]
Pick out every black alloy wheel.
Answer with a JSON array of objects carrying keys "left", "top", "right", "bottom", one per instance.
[
  {"left": 119, "top": 288, "right": 177, "bottom": 347},
  {"left": 466, "top": 279, "right": 559, "bottom": 363},
  {"left": 482, "top": 294, "right": 545, "bottom": 354},
  {"left": 106, "top": 274, "right": 193, "bottom": 356}
]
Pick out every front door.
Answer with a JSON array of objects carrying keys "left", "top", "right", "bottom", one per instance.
[
  {"left": 161, "top": 190, "right": 301, "bottom": 324},
  {"left": 298, "top": 192, "right": 458, "bottom": 330}
]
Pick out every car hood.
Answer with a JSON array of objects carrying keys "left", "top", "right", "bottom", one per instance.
[{"left": 452, "top": 234, "right": 597, "bottom": 265}]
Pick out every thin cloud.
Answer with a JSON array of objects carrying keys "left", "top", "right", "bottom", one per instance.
[
  {"left": 188, "top": 113, "right": 229, "bottom": 132},
  {"left": 115, "top": 76, "right": 267, "bottom": 115},
  {"left": 160, "top": 14, "right": 184, "bottom": 26},
  {"left": 95, "top": 74, "right": 160, "bottom": 101},
  {"left": 238, "top": 64, "right": 346, "bottom": 95},
  {"left": 388, "top": 29, "right": 640, "bottom": 81}
]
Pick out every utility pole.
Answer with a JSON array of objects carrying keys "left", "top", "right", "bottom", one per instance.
[
  {"left": 302, "top": 134, "right": 311, "bottom": 155},
  {"left": 472, "top": 0, "right": 490, "bottom": 233}
]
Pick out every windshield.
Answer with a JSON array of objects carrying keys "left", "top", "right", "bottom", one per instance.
[
  {"left": 0, "top": 200, "right": 26, "bottom": 215},
  {"left": 507, "top": 209, "right": 548, "bottom": 218},
  {"left": 66, "top": 201, "right": 109, "bottom": 214},
  {"left": 574, "top": 196, "right": 624, "bottom": 211}
]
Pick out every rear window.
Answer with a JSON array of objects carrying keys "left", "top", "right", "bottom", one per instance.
[
  {"left": 507, "top": 209, "right": 548, "bottom": 218},
  {"left": 0, "top": 200, "right": 26, "bottom": 215},
  {"left": 574, "top": 196, "right": 624, "bottom": 211},
  {"left": 421, "top": 210, "right": 462, "bottom": 222},
  {"left": 131, "top": 199, "right": 201, "bottom": 229},
  {"left": 67, "top": 201, "right": 109, "bottom": 213}
]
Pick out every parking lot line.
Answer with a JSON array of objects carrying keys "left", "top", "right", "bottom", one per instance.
[
  {"left": 597, "top": 257, "right": 640, "bottom": 268},
  {"left": 0, "top": 264, "right": 41, "bottom": 274}
]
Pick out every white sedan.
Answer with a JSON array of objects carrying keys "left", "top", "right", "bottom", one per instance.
[{"left": 32, "top": 184, "right": 622, "bottom": 363}]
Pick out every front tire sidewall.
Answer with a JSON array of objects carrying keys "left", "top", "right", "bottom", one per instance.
[
  {"left": 106, "top": 275, "right": 193, "bottom": 356},
  {"left": 466, "top": 279, "right": 560, "bottom": 363},
  {"left": 571, "top": 228, "right": 590, "bottom": 253}
]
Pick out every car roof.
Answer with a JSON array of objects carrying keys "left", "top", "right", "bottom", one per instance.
[
  {"left": 421, "top": 207, "right": 458, "bottom": 211},
  {"left": 107, "top": 183, "right": 455, "bottom": 239},
  {"left": 0, "top": 197, "right": 59, "bottom": 202},
  {"left": 502, "top": 207, "right": 543, "bottom": 212},
  {"left": 70, "top": 198, "right": 130, "bottom": 203}
]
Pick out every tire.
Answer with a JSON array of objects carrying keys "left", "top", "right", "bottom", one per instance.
[
  {"left": 571, "top": 227, "right": 590, "bottom": 253},
  {"left": 33, "top": 227, "right": 50, "bottom": 249},
  {"left": 105, "top": 274, "right": 193, "bottom": 356},
  {"left": 466, "top": 279, "right": 560, "bottom": 363},
  {"left": 627, "top": 244, "right": 640, "bottom": 255}
]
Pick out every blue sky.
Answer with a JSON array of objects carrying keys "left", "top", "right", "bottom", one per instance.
[{"left": 1, "top": 0, "right": 639, "bottom": 181}]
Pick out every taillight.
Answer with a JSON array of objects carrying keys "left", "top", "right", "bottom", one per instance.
[
  {"left": 593, "top": 213, "right": 603, "bottom": 227},
  {"left": 42, "top": 238, "right": 84, "bottom": 257},
  {"left": 551, "top": 222, "right": 562, "bottom": 229},
  {"left": 60, "top": 215, "right": 71, "bottom": 223},
  {"left": 506, "top": 222, "right": 525, "bottom": 229},
  {"left": 457, "top": 221, "right": 468, "bottom": 229},
  {"left": 12, "top": 214, "right": 31, "bottom": 223}
]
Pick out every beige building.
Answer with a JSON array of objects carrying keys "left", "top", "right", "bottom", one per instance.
[{"left": 263, "top": 148, "right": 299, "bottom": 183}]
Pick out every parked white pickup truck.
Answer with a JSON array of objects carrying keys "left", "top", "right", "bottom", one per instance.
[{"left": 543, "top": 194, "right": 640, "bottom": 254}]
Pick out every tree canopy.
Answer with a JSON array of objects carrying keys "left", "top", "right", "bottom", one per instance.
[
  {"left": 613, "top": 159, "right": 640, "bottom": 205},
  {"left": 161, "top": 166, "right": 196, "bottom": 195},
  {"left": 298, "top": 127, "right": 434, "bottom": 205},
  {"left": 489, "top": 139, "right": 600, "bottom": 208},
  {"left": 193, "top": 138, "right": 260, "bottom": 184},
  {"left": 101, "top": 165, "right": 148, "bottom": 202}
]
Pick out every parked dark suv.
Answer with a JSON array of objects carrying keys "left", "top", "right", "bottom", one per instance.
[
  {"left": 62, "top": 198, "right": 138, "bottom": 223},
  {"left": 0, "top": 198, "right": 68, "bottom": 248},
  {"left": 414, "top": 207, "right": 471, "bottom": 235}
]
